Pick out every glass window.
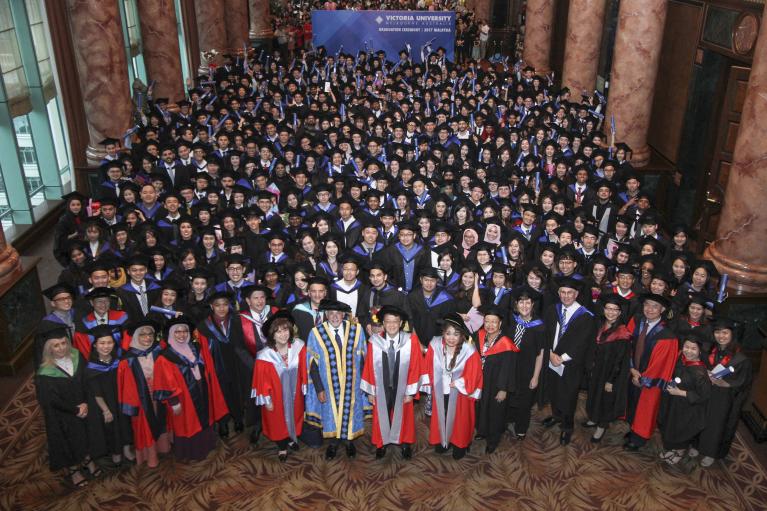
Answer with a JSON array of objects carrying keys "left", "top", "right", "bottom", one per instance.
[
  {"left": 0, "top": 170, "right": 11, "bottom": 229},
  {"left": 0, "top": 0, "right": 31, "bottom": 116},
  {"left": 13, "top": 115, "right": 44, "bottom": 206},
  {"left": 47, "top": 97, "right": 70, "bottom": 183},
  {"left": 25, "top": 0, "right": 55, "bottom": 101}
]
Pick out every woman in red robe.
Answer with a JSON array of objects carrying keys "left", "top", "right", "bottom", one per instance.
[
  {"left": 424, "top": 312, "right": 483, "bottom": 460},
  {"left": 251, "top": 311, "right": 307, "bottom": 462},
  {"left": 118, "top": 320, "right": 171, "bottom": 468},
  {"left": 153, "top": 317, "right": 229, "bottom": 461}
]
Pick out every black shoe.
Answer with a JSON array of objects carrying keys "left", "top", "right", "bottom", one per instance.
[
  {"left": 515, "top": 433, "right": 526, "bottom": 441},
  {"left": 346, "top": 442, "right": 356, "bottom": 458},
  {"left": 623, "top": 442, "right": 641, "bottom": 452},
  {"left": 401, "top": 445, "right": 412, "bottom": 460},
  {"left": 591, "top": 427, "right": 607, "bottom": 443},
  {"left": 375, "top": 447, "right": 387, "bottom": 459},
  {"left": 474, "top": 434, "right": 484, "bottom": 441},
  {"left": 234, "top": 421, "right": 244, "bottom": 434},
  {"left": 542, "top": 416, "right": 559, "bottom": 428},
  {"left": 486, "top": 443, "right": 498, "bottom": 454},
  {"left": 325, "top": 444, "right": 337, "bottom": 460},
  {"left": 581, "top": 420, "right": 597, "bottom": 428},
  {"left": 249, "top": 428, "right": 261, "bottom": 445},
  {"left": 288, "top": 441, "right": 300, "bottom": 451},
  {"left": 278, "top": 451, "right": 288, "bottom": 462},
  {"left": 219, "top": 422, "right": 230, "bottom": 439},
  {"left": 435, "top": 444, "right": 449, "bottom": 454},
  {"left": 559, "top": 431, "right": 572, "bottom": 446},
  {"left": 452, "top": 447, "right": 467, "bottom": 460}
]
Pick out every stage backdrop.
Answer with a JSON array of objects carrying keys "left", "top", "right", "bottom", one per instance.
[{"left": 311, "top": 10, "right": 455, "bottom": 63}]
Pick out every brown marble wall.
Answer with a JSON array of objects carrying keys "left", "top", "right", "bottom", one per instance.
[
  {"left": 66, "top": 0, "right": 132, "bottom": 165},
  {"left": 470, "top": 0, "right": 492, "bottom": 24},
  {"left": 604, "top": 0, "right": 667, "bottom": 167},
  {"left": 137, "top": 0, "right": 184, "bottom": 102},
  {"left": 561, "top": 0, "right": 606, "bottom": 94},
  {"left": 195, "top": 0, "right": 227, "bottom": 52},
  {"left": 225, "top": 0, "right": 250, "bottom": 50},
  {"left": 248, "top": 0, "right": 273, "bottom": 42},
  {"left": 522, "top": 0, "right": 555, "bottom": 72},
  {"left": 705, "top": 12, "right": 767, "bottom": 293}
]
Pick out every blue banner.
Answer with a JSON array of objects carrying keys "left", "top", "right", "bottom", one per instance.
[{"left": 311, "top": 10, "right": 455, "bottom": 63}]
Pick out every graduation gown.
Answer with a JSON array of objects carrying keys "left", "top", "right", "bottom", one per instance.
[
  {"left": 152, "top": 340, "right": 228, "bottom": 438},
  {"left": 541, "top": 303, "right": 597, "bottom": 426},
  {"left": 35, "top": 349, "right": 89, "bottom": 470},
  {"left": 698, "top": 347, "right": 753, "bottom": 459},
  {"left": 424, "top": 338, "right": 483, "bottom": 449},
  {"left": 376, "top": 242, "right": 431, "bottom": 292},
  {"left": 252, "top": 342, "right": 307, "bottom": 443},
  {"left": 361, "top": 332, "right": 425, "bottom": 448},
  {"left": 304, "top": 321, "right": 370, "bottom": 440},
  {"left": 357, "top": 284, "right": 410, "bottom": 330},
  {"left": 504, "top": 315, "right": 545, "bottom": 434},
  {"left": 196, "top": 316, "right": 251, "bottom": 424},
  {"left": 118, "top": 344, "right": 168, "bottom": 450},
  {"left": 585, "top": 323, "right": 632, "bottom": 424},
  {"left": 475, "top": 330, "right": 518, "bottom": 440},
  {"left": 658, "top": 355, "right": 711, "bottom": 449},
  {"left": 626, "top": 316, "right": 679, "bottom": 440},
  {"left": 85, "top": 358, "right": 133, "bottom": 458},
  {"left": 407, "top": 288, "right": 455, "bottom": 349}
]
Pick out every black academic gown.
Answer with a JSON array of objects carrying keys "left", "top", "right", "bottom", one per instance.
[
  {"left": 196, "top": 315, "right": 250, "bottom": 426},
  {"left": 34, "top": 351, "right": 90, "bottom": 470},
  {"left": 585, "top": 324, "right": 632, "bottom": 425},
  {"left": 406, "top": 287, "right": 455, "bottom": 350},
  {"left": 475, "top": 330, "right": 517, "bottom": 445},
  {"left": 85, "top": 359, "right": 133, "bottom": 458},
  {"left": 357, "top": 284, "right": 410, "bottom": 330},
  {"left": 541, "top": 303, "right": 597, "bottom": 429},
  {"left": 658, "top": 357, "right": 711, "bottom": 450},
  {"left": 504, "top": 316, "right": 545, "bottom": 435},
  {"left": 698, "top": 348, "right": 753, "bottom": 459}
]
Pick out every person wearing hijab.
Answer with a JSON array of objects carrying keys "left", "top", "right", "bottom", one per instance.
[
  {"left": 85, "top": 325, "right": 134, "bottom": 466},
  {"left": 118, "top": 320, "right": 171, "bottom": 468},
  {"left": 251, "top": 310, "right": 307, "bottom": 461},
  {"left": 35, "top": 327, "right": 99, "bottom": 488},
  {"left": 153, "top": 317, "right": 229, "bottom": 461}
]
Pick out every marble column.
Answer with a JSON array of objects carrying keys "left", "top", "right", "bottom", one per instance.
[
  {"left": 225, "top": 0, "right": 250, "bottom": 50},
  {"left": 66, "top": 0, "right": 132, "bottom": 166},
  {"left": 561, "top": 0, "right": 606, "bottom": 94},
  {"left": 471, "top": 0, "right": 492, "bottom": 25},
  {"left": 195, "top": 0, "right": 227, "bottom": 53},
  {"left": 604, "top": 0, "right": 667, "bottom": 167},
  {"left": 704, "top": 12, "right": 767, "bottom": 293},
  {"left": 137, "top": 0, "right": 184, "bottom": 102},
  {"left": 0, "top": 225, "right": 21, "bottom": 286},
  {"left": 248, "top": 0, "right": 274, "bottom": 48},
  {"left": 522, "top": 0, "right": 555, "bottom": 72}
]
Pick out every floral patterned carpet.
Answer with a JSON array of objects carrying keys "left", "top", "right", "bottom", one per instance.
[{"left": 2, "top": 377, "right": 766, "bottom": 511}]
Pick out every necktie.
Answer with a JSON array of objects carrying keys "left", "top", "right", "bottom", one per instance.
[
  {"left": 555, "top": 307, "right": 567, "bottom": 348},
  {"left": 335, "top": 329, "right": 343, "bottom": 347},
  {"left": 314, "top": 310, "right": 321, "bottom": 327},
  {"left": 634, "top": 322, "right": 649, "bottom": 369},
  {"left": 388, "top": 339, "right": 397, "bottom": 385},
  {"left": 576, "top": 187, "right": 583, "bottom": 202},
  {"left": 100, "top": 318, "right": 106, "bottom": 325},
  {"left": 168, "top": 166, "right": 175, "bottom": 184},
  {"left": 271, "top": 255, "right": 277, "bottom": 263},
  {"left": 138, "top": 284, "right": 148, "bottom": 315},
  {"left": 513, "top": 323, "right": 525, "bottom": 347}
]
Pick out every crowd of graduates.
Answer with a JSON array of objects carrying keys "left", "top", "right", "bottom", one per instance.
[{"left": 33, "top": 20, "right": 753, "bottom": 490}]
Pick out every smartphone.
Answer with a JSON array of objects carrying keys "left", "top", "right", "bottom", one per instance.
[{"left": 324, "top": 82, "right": 331, "bottom": 93}]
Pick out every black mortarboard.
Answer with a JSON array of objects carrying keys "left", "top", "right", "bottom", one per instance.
[{"left": 43, "top": 283, "right": 76, "bottom": 301}]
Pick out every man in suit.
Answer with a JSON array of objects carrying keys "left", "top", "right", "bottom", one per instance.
[
  {"left": 542, "top": 276, "right": 597, "bottom": 445},
  {"left": 376, "top": 221, "right": 431, "bottom": 293},
  {"left": 117, "top": 255, "right": 161, "bottom": 321},
  {"left": 158, "top": 144, "right": 192, "bottom": 189},
  {"left": 358, "top": 261, "right": 410, "bottom": 336}
]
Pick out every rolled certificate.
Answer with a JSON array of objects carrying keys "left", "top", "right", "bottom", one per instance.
[
  {"left": 150, "top": 306, "right": 178, "bottom": 317},
  {"left": 711, "top": 364, "right": 735, "bottom": 379}
]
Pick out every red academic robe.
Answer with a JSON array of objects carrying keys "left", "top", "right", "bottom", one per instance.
[
  {"left": 75, "top": 310, "right": 129, "bottom": 359},
  {"left": 239, "top": 306, "right": 280, "bottom": 356},
  {"left": 152, "top": 336, "right": 229, "bottom": 438},
  {"left": 361, "top": 332, "right": 425, "bottom": 448},
  {"left": 251, "top": 342, "right": 307, "bottom": 442},
  {"left": 118, "top": 353, "right": 169, "bottom": 451},
  {"left": 627, "top": 317, "right": 679, "bottom": 439},
  {"left": 424, "top": 339, "right": 483, "bottom": 449}
]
